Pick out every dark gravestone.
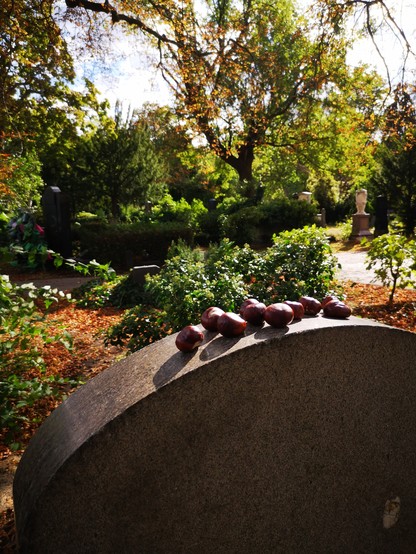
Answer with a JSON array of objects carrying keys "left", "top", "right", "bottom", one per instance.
[
  {"left": 374, "top": 195, "right": 389, "bottom": 237},
  {"left": 129, "top": 264, "right": 160, "bottom": 286},
  {"left": 14, "top": 316, "right": 416, "bottom": 553},
  {"left": 207, "top": 198, "right": 217, "bottom": 211},
  {"left": 41, "top": 186, "right": 72, "bottom": 258}
]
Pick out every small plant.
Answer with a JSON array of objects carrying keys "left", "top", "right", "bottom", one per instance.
[
  {"left": 364, "top": 234, "right": 416, "bottom": 303},
  {"left": 72, "top": 273, "right": 150, "bottom": 309},
  {"left": 105, "top": 305, "right": 171, "bottom": 352},
  {"left": 0, "top": 275, "right": 74, "bottom": 442},
  {"left": 145, "top": 227, "right": 338, "bottom": 330},
  {"left": 53, "top": 253, "right": 117, "bottom": 281},
  {"left": 106, "top": 226, "right": 339, "bottom": 353},
  {"left": 7, "top": 209, "right": 49, "bottom": 270}
]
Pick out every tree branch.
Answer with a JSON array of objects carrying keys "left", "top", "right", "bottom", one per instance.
[{"left": 65, "top": 0, "right": 180, "bottom": 46}]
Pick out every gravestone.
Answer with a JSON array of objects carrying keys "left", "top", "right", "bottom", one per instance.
[
  {"left": 374, "top": 195, "right": 389, "bottom": 237},
  {"left": 129, "top": 264, "right": 160, "bottom": 286},
  {"left": 14, "top": 315, "right": 416, "bottom": 553},
  {"left": 207, "top": 198, "right": 217, "bottom": 211},
  {"left": 41, "top": 186, "right": 72, "bottom": 257},
  {"left": 316, "top": 207, "right": 326, "bottom": 227},
  {"left": 298, "top": 191, "right": 312, "bottom": 203}
]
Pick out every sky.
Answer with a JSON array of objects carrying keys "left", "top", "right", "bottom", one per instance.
[{"left": 68, "top": 0, "right": 416, "bottom": 113}]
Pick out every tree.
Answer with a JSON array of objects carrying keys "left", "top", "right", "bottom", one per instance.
[
  {"left": 64, "top": 0, "right": 351, "bottom": 191},
  {"left": 255, "top": 64, "right": 385, "bottom": 204},
  {"left": 63, "top": 0, "right": 415, "bottom": 192},
  {"left": 0, "top": 152, "right": 44, "bottom": 212},
  {"left": 73, "top": 103, "right": 167, "bottom": 220},
  {"left": 0, "top": 0, "right": 75, "bottom": 145},
  {"left": 372, "top": 83, "right": 416, "bottom": 236},
  {"left": 1, "top": 0, "right": 111, "bottom": 218}
]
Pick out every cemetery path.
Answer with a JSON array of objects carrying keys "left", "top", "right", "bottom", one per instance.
[
  {"left": 12, "top": 251, "right": 378, "bottom": 290},
  {"left": 334, "top": 251, "right": 382, "bottom": 285}
]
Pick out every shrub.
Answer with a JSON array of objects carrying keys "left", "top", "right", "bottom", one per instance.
[
  {"left": 77, "top": 220, "right": 194, "bottom": 269},
  {"left": 7, "top": 209, "right": 49, "bottom": 270},
  {"left": 72, "top": 273, "right": 151, "bottom": 309},
  {"left": 0, "top": 275, "right": 74, "bottom": 443},
  {"left": 107, "top": 226, "right": 338, "bottom": 352},
  {"left": 145, "top": 241, "right": 248, "bottom": 329},
  {"left": 257, "top": 225, "right": 339, "bottom": 301},
  {"left": 220, "top": 197, "right": 317, "bottom": 245},
  {"left": 105, "top": 305, "right": 171, "bottom": 352},
  {"left": 146, "top": 227, "right": 337, "bottom": 331},
  {"left": 364, "top": 234, "right": 416, "bottom": 302}
]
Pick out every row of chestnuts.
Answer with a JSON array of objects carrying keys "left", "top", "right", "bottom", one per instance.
[{"left": 175, "top": 294, "right": 351, "bottom": 352}]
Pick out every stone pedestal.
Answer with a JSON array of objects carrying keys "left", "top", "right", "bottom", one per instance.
[{"left": 350, "top": 213, "right": 373, "bottom": 239}]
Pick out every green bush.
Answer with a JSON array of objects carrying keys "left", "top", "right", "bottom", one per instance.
[
  {"left": 220, "top": 197, "right": 317, "bottom": 245},
  {"left": 77, "top": 220, "right": 194, "bottom": 269},
  {"left": 106, "top": 226, "right": 338, "bottom": 352},
  {"left": 195, "top": 209, "right": 222, "bottom": 245},
  {"left": 105, "top": 305, "right": 170, "bottom": 352},
  {"left": 252, "top": 225, "right": 339, "bottom": 301},
  {"left": 145, "top": 241, "right": 248, "bottom": 329},
  {"left": 0, "top": 275, "right": 75, "bottom": 444},
  {"left": 364, "top": 233, "right": 416, "bottom": 302},
  {"left": 72, "top": 273, "right": 151, "bottom": 309}
]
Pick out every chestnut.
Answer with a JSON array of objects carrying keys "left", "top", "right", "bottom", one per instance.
[
  {"left": 283, "top": 300, "right": 304, "bottom": 320},
  {"left": 264, "top": 303, "right": 294, "bottom": 328},
  {"left": 242, "top": 301, "right": 266, "bottom": 325},
  {"left": 175, "top": 325, "right": 204, "bottom": 352},
  {"left": 299, "top": 296, "right": 322, "bottom": 316},
  {"left": 201, "top": 306, "right": 225, "bottom": 331},
  {"left": 217, "top": 312, "right": 247, "bottom": 337},
  {"left": 239, "top": 298, "right": 259, "bottom": 316},
  {"left": 321, "top": 295, "right": 339, "bottom": 308},
  {"left": 323, "top": 300, "right": 352, "bottom": 319}
]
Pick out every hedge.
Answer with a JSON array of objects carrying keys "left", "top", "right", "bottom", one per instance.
[{"left": 76, "top": 221, "right": 194, "bottom": 269}]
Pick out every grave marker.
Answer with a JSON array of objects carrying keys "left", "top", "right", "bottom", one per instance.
[{"left": 14, "top": 316, "right": 416, "bottom": 552}]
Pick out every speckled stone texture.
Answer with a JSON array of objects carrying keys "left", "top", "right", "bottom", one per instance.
[{"left": 13, "top": 315, "right": 416, "bottom": 553}]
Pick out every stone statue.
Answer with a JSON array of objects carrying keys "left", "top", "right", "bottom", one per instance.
[{"left": 355, "top": 189, "right": 368, "bottom": 215}]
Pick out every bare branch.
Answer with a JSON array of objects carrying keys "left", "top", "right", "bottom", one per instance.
[{"left": 65, "top": 0, "right": 180, "bottom": 46}]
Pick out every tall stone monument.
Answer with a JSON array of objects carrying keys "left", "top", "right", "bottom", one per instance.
[
  {"left": 41, "top": 186, "right": 72, "bottom": 258},
  {"left": 350, "top": 188, "right": 373, "bottom": 240},
  {"left": 374, "top": 195, "right": 389, "bottom": 237}
]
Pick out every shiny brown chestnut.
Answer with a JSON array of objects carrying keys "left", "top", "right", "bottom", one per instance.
[
  {"left": 201, "top": 306, "right": 225, "bottom": 331},
  {"left": 264, "top": 303, "right": 294, "bottom": 328},
  {"left": 283, "top": 300, "right": 305, "bottom": 320},
  {"left": 242, "top": 302, "right": 266, "bottom": 325},
  {"left": 217, "top": 312, "right": 247, "bottom": 337},
  {"left": 239, "top": 298, "right": 259, "bottom": 316},
  {"left": 175, "top": 325, "right": 204, "bottom": 352},
  {"left": 299, "top": 296, "right": 322, "bottom": 316},
  {"left": 323, "top": 300, "right": 352, "bottom": 319},
  {"left": 321, "top": 295, "right": 339, "bottom": 308}
]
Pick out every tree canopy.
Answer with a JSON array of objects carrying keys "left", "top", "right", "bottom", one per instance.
[
  {"left": 62, "top": 0, "right": 357, "bottom": 186},
  {"left": 372, "top": 83, "right": 416, "bottom": 236}
]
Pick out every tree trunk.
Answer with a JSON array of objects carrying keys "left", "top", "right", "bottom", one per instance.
[
  {"left": 222, "top": 143, "right": 258, "bottom": 199},
  {"left": 227, "top": 144, "right": 254, "bottom": 180}
]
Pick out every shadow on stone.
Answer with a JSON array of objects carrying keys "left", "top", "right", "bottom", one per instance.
[{"left": 153, "top": 349, "right": 198, "bottom": 389}]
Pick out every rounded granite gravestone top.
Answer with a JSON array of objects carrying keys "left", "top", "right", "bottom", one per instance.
[{"left": 13, "top": 315, "right": 416, "bottom": 553}]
